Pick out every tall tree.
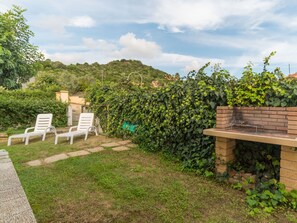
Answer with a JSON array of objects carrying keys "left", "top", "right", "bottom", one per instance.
[{"left": 0, "top": 6, "right": 43, "bottom": 89}]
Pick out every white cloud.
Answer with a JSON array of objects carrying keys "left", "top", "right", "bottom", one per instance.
[
  {"left": 118, "top": 33, "right": 161, "bottom": 59},
  {"left": 32, "top": 15, "right": 69, "bottom": 34},
  {"left": 68, "top": 16, "right": 96, "bottom": 28},
  {"left": 83, "top": 38, "right": 117, "bottom": 52},
  {"left": 3, "top": 0, "right": 296, "bottom": 75},
  {"left": 148, "top": 0, "right": 279, "bottom": 31},
  {"left": 0, "top": 3, "right": 9, "bottom": 12},
  {"left": 43, "top": 33, "right": 224, "bottom": 74}
]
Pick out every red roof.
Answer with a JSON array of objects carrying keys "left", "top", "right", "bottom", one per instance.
[{"left": 288, "top": 72, "right": 297, "bottom": 78}]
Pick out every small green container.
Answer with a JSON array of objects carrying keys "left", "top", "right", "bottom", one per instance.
[{"left": 122, "top": 121, "right": 137, "bottom": 133}]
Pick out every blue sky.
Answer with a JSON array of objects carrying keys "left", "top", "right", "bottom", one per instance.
[{"left": 1, "top": 0, "right": 297, "bottom": 77}]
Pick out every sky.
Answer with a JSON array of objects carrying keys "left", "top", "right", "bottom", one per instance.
[{"left": 1, "top": 0, "right": 297, "bottom": 77}]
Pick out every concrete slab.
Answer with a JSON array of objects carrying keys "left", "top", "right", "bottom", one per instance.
[
  {"left": 0, "top": 150, "right": 36, "bottom": 222},
  {"left": 112, "top": 146, "right": 130, "bottom": 151},
  {"left": 67, "top": 150, "right": 90, "bottom": 157},
  {"left": 117, "top": 140, "right": 132, "bottom": 145},
  {"left": 101, "top": 142, "right": 121, "bottom": 147},
  {"left": 0, "top": 149, "right": 8, "bottom": 156},
  {"left": 26, "top": 160, "right": 42, "bottom": 167},
  {"left": 87, "top": 147, "right": 105, "bottom": 153},
  {"left": 44, "top": 153, "right": 69, "bottom": 164}
]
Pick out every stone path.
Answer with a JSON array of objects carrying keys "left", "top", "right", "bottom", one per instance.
[
  {"left": 26, "top": 140, "right": 136, "bottom": 167},
  {"left": 0, "top": 150, "right": 36, "bottom": 223}
]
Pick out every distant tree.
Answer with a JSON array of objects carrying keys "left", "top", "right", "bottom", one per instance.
[{"left": 0, "top": 6, "right": 43, "bottom": 89}]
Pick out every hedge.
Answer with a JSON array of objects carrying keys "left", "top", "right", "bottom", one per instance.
[{"left": 0, "top": 89, "right": 67, "bottom": 130}]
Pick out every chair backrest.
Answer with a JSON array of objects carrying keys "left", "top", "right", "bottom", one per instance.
[
  {"left": 34, "top": 114, "right": 53, "bottom": 132},
  {"left": 77, "top": 113, "right": 94, "bottom": 131}
]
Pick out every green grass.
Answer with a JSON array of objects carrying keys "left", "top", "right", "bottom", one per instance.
[{"left": 1, "top": 135, "right": 297, "bottom": 222}]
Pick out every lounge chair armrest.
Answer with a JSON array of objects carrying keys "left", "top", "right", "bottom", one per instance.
[
  {"left": 45, "top": 126, "right": 57, "bottom": 134},
  {"left": 25, "top": 127, "right": 35, "bottom": 133},
  {"left": 88, "top": 126, "right": 96, "bottom": 132},
  {"left": 69, "top": 126, "right": 78, "bottom": 132}
]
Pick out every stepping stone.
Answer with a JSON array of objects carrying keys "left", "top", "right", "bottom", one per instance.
[
  {"left": 101, "top": 142, "right": 121, "bottom": 147},
  {"left": 67, "top": 150, "right": 90, "bottom": 157},
  {"left": 117, "top": 140, "right": 132, "bottom": 145},
  {"left": 126, "top": 143, "right": 137, "bottom": 148},
  {"left": 87, "top": 147, "right": 104, "bottom": 153},
  {"left": 112, "top": 146, "right": 130, "bottom": 151},
  {"left": 44, "top": 153, "right": 68, "bottom": 164},
  {"left": 26, "top": 160, "right": 42, "bottom": 167}
]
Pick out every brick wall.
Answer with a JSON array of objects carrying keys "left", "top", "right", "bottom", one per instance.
[
  {"left": 280, "top": 146, "right": 297, "bottom": 191},
  {"left": 216, "top": 106, "right": 234, "bottom": 129},
  {"left": 216, "top": 106, "right": 297, "bottom": 136}
]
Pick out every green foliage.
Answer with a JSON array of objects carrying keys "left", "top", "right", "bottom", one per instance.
[
  {"left": 30, "top": 59, "right": 176, "bottom": 94},
  {"left": 226, "top": 52, "right": 297, "bottom": 213},
  {"left": 88, "top": 64, "right": 234, "bottom": 173},
  {"left": 232, "top": 141, "right": 280, "bottom": 182},
  {"left": 0, "top": 6, "right": 43, "bottom": 89},
  {"left": 87, "top": 52, "right": 297, "bottom": 214},
  {"left": 230, "top": 52, "right": 297, "bottom": 107},
  {"left": 0, "top": 89, "right": 67, "bottom": 130},
  {"left": 246, "top": 180, "right": 297, "bottom": 215}
]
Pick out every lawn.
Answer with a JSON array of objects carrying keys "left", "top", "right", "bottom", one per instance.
[{"left": 2, "top": 134, "right": 297, "bottom": 223}]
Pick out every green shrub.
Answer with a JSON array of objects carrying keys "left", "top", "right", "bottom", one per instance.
[
  {"left": 88, "top": 64, "right": 234, "bottom": 174},
  {"left": 0, "top": 89, "right": 67, "bottom": 130},
  {"left": 246, "top": 180, "right": 297, "bottom": 215}
]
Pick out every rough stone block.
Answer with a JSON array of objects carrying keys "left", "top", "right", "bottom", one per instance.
[
  {"left": 216, "top": 164, "right": 228, "bottom": 173},
  {"left": 26, "top": 160, "right": 42, "bottom": 167},
  {"left": 44, "top": 153, "right": 68, "bottom": 164},
  {"left": 117, "top": 140, "right": 132, "bottom": 145},
  {"left": 281, "top": 150, "right": 297, "bottom": 162},
  {"left": 101, "top": 142, "right": 121, "bottom": 147},
  {"left": 67, "top": 150, "right": 90, "bottom": 157},
  {"left": 280, "top": 168, "right": 297, "bottom": 180},
  {"left": 87, "top": 147, "right": 105, "bottom": 153},
  {"left": 126, "top": 143, "right": 137, "bottom": 148},
  {"left": 280, "top": 177, "right": 297, "bottom": 190},
  {"left": 280, "top": 160, "right": 297, "bottom": 171},
  {"left": 215, "top": 146, "right": 234, "bottom": 157},
  {"left": 112, "top": 146, "right": 130, "bottom": 151}
]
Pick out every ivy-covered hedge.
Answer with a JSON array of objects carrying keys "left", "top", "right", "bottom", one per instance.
[
  {"left": 88, "top": 64, "right": 234, "bottom": 174},
  {"left": 0, "top": 89, "right": 67, "bottom": 130},
  {"left": 88, "top": 54, "right": 297, "bottom": 213}
]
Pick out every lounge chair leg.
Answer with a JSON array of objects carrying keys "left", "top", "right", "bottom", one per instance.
[
  {"left": 42, "top": 133, "right": 46, "bottom": 141},
  {"left": 55, "top": 136, "right": 58, "bottom": 145},
  {"left": 8, "top": 137, "right": 12, "bottom": 146},
  {"left": 70, "top": 136, "right": 74, "bottom": 145},
  {"left": 94, "top": 128, "right": 98, "bottom": 136},
  {"left": 84, "top": 133, "right": 89, "bottom": 140},
  {"left": 25, "top": 137, "right": 29, "bottom": 145}
]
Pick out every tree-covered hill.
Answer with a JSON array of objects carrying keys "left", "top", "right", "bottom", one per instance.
[{"left": 29, "top": 59, "right": 179, "bottom": 94}]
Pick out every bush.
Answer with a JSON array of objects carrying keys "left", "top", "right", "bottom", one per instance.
[
  {"left": 0, "top": 89, "right": 67, "bottom": 130},
  {"left": 88, "top": 64, "right": 234, "bottom": 174},
  {"left": 88, "top": 54, "right": 297, "bottom": 213}
]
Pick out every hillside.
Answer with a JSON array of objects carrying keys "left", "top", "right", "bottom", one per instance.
[{"left": 30, "top": 59, "right": 179, "bottom": 93}]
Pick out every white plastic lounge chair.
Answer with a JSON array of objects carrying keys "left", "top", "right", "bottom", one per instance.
[
  {"left": 55, "top": 113, "right": 98, "bottom": 145},
  {"left": 7, "top": 113, "right": 56, "bottom": 146}
]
